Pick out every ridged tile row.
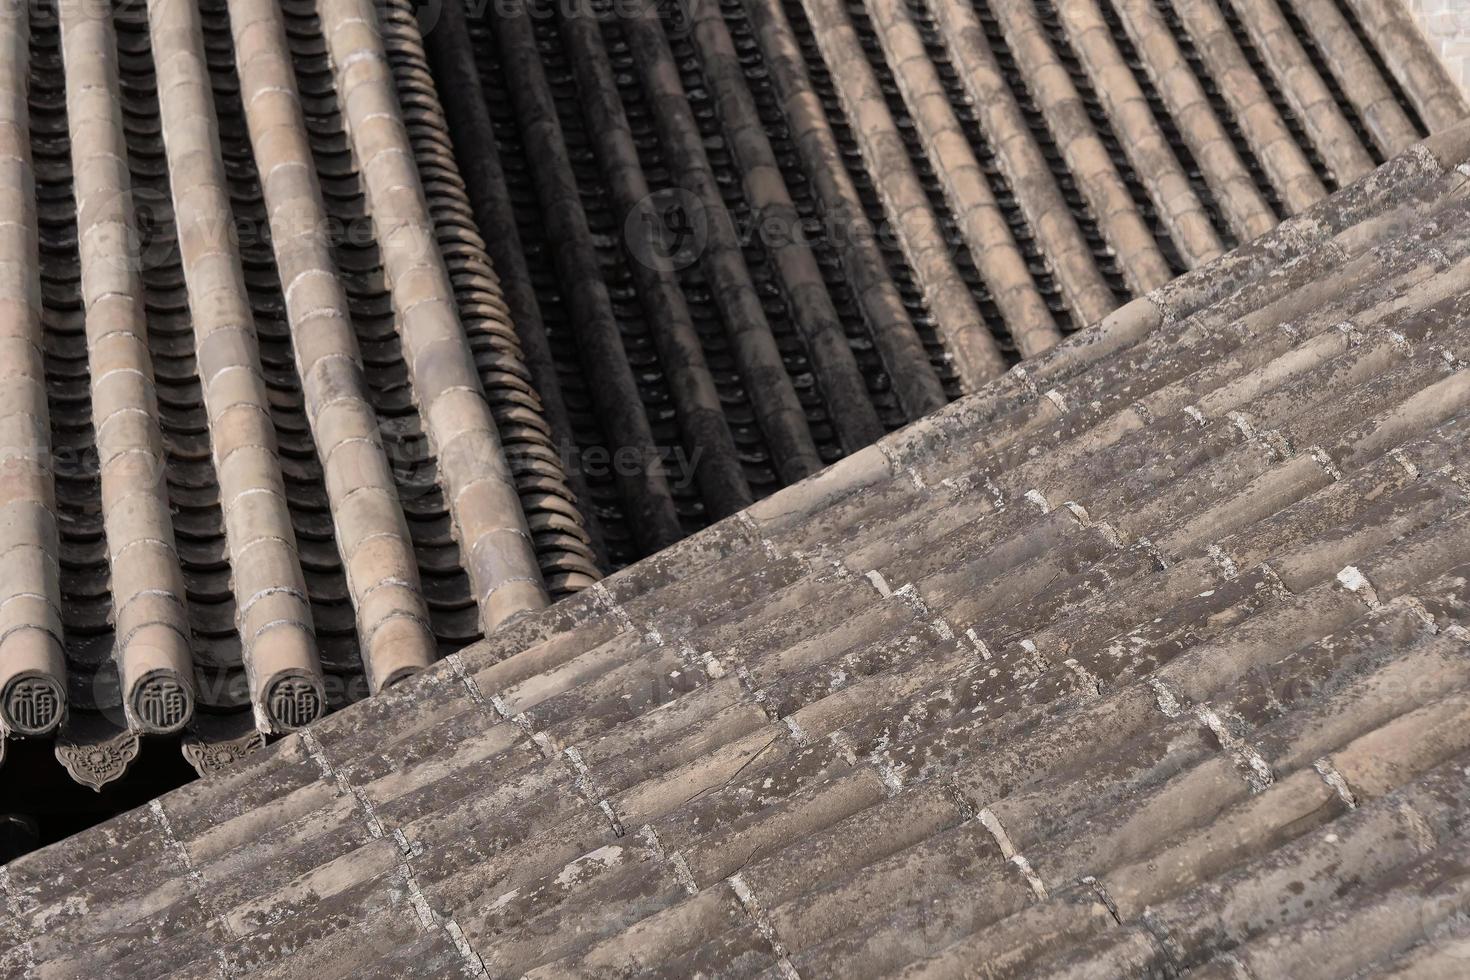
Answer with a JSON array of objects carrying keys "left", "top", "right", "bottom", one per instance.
[
  {"left": 425, "top": 0, "right": 1466, "bottom": 571},
  {"left": 0, "top": 0, "right": 597, "bottom": 800},
  {"left": 373, "top": 0, "right": 603, "bottom": 596},
  {"left": 7, "top": 119, "right": 1470, "bottom": 978},
  {"left": 0, "top": 0, "right": 63, "bottom": 753}
]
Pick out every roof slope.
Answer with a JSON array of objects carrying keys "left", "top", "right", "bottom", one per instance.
[
  {"left": 431, "top": 0, "right": 1470, "bottom": 568},
  {"left": 6, "top": 120, "right": 1470, "bottom": 978},
  {"left": 0, "top": 0, "right": 603, "bottom": 806},
  {"left": 0, "top": 0, "right": 1462, "bottom": 817}
]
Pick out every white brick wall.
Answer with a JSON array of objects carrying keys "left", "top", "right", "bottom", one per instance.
[{"left": 1407, "top": 0, "right": 1470, "bottom": 96}]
